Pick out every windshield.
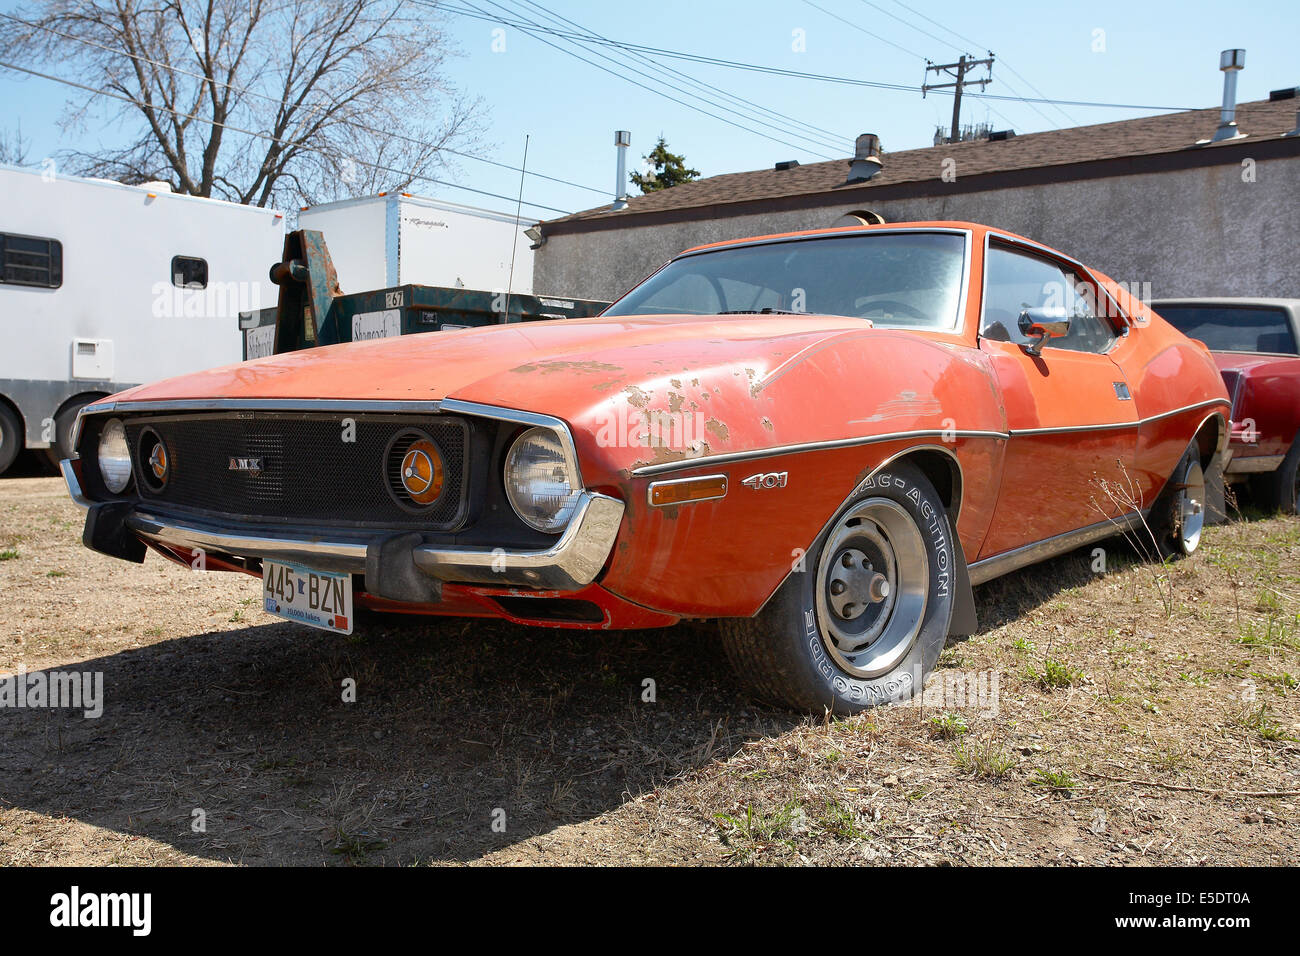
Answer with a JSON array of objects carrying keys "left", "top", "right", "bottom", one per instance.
[
  {"left": 604, "top": 231, "right": 967, "bottom": 329},
  {"left": 1157, "top": 305, "right": 1298, "bottom": 355}
]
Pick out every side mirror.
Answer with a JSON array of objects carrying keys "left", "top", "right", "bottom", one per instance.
[{"left": 1018, "top": 307, "right": 1071, "bottom": 356}]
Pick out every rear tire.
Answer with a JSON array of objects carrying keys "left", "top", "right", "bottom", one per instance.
[
  {"left": 1152, "top": 445, "right": 1206, "bottom": 556},
  {"left": 1249, "top": 438, "right": 1300, "bottom": 515},
  {"left": 719, "top": 461, "right": 956, "bottom": 714},
  {"left": 0, "top": 404, "right": 22, "bottom": 476}
]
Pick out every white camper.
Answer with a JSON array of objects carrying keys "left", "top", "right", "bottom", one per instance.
[
  {"left": 0, "top": 164, "right": 285, "bottom": 473},
  {"left": 297, "top": 192, "right": 535, "bottom": 295}
]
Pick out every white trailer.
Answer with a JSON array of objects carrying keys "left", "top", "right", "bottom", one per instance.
[
  {"left": 298, "top": 192, "right": 535, "bottom": 295},
  {"left": 0, "top": 164, "right": 285, "bottom": 472}
]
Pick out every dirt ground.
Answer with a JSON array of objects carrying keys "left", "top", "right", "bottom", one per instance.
[{"left": 1, "top": 473, "right": 1297, "bottom": 866}]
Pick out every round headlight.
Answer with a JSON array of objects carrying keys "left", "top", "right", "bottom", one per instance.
[
  {"left": 97, "top": 418, "right": 132, "bottom": 493},
  {"left": 504, "top": 427, "right": 580, "bottom": 533}
]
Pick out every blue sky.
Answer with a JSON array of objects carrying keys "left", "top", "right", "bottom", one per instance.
[{"left": 1, "top": 0, "right": 1297, "bottom": 219}]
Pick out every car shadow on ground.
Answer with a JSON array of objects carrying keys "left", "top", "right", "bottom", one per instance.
[
  {"left": 0, "top": 516, "right": 1261, "bottom": 865},
  {"left": 0, "top": 611, "right": 804, "bottom": 865}
]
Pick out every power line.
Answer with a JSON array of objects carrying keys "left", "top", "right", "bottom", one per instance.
[
  {"left": 0, "top": 58, "right": 574, "bottom": 215},
  {"left": 432, "top": 3, "right": 1197, "bottom": 112},
  {"left": 0, "top": 9, "right": 608, "bottom": 197},
  {"left": 517, "top": 0, "right": 853, "bottom": 149},
  {"left": 439, "top": 0, "right": 843, "bottom": 158},
  {"left": 798, "top": 0, "right": 1020, "bottom": 133},
  {"left": 488, "top": 0, "right": 845, "bottom": 153},
  {"left": 801, "top": 0, "right": 922, "bottom": 60}
]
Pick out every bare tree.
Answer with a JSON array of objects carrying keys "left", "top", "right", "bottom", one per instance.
[
  {"left": 0, "top": 123, "right": 32, "bottom": 164},
  {"left": 0, "top": 0, "right": 485, "bottom": 207}
]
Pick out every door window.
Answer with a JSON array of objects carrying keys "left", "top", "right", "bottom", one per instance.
[{"left": 981, "top": 243, "right": 1116, "bottom": 353}]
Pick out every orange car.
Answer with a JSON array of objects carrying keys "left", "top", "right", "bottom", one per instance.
[{"left": 64, "top": 222, "right": 1229, "bottom": 713}]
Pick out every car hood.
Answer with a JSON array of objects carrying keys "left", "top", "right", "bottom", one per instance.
[{"left": 105, "top": 312, "right": 887, "bottom": 416}]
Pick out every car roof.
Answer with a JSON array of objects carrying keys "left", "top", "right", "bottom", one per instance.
[
  {"left": 678, "top": 220, "right": 995, "bottom": 256},
  {"left": 1150, "top": 297, "right": 1300, "bottom": 309}
]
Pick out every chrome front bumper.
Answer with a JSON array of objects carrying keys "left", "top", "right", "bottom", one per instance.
[{"left": 62, "top": 459, "right": 625, "bottom": 591}]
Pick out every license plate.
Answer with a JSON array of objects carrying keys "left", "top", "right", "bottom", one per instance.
[{"left": 262, "top": 560, "right": 353, "bottom": 635}]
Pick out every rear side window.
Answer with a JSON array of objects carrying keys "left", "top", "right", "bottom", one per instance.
[
  {"left": 171, "top": 255, "right": 209, "bottom": 289},
  {"left": 0, "top": 232, "right": 63, "bottom": 288},
  {"left": 1157, "top": 305, "right": 1297, "bottom": 354}
]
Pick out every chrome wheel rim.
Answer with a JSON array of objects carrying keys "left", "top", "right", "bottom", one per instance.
[
  {"left": 815, "top": 497, "right": 928, "bottom": 679},
  {"left": 1176, "top": 459, "right": 1205, "bottom": 554}
]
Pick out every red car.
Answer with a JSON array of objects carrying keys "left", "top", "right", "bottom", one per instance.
[
  {"left": 1151, "top": 298, "right": 1300, "bottom": 513},
  {"left": 63, "top": 222, "right": 1229, "bottom": 713}
]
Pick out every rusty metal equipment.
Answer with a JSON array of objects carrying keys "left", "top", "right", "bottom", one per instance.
[{"left": 241, "top": 230, "right": 609, "bottom": 359}]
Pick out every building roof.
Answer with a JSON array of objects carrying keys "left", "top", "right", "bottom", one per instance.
[{"left": 543, "top": 97, "right": 1299, "bottom": 233}]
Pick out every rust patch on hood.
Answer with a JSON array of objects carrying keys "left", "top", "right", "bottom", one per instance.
[{"left": 511, "top": 359, "right": 623, "bottom": 375}]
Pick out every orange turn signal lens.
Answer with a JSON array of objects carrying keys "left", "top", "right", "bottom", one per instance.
[
  {"left": 399, "top": 438, "right": 445, "bottom": 505},
  {"left": 648, "top": 474, "right": 728, "bottom": 507}
]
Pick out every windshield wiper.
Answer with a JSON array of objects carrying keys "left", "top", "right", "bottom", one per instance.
[{"left": 717, "top": 308, "right": 803, "bottom": 315}]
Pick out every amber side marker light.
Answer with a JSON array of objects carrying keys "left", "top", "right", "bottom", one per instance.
[{"left": 648, "top": 474, "right": 728, "bottom": 507}]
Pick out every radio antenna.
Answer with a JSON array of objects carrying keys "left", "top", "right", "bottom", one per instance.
[{"left": 503, "top": 133, "right": 529, "bottom": 324}]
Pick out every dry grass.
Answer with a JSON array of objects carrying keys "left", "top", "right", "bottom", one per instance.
[{"left": 1, "top": 476, "right": 1298, "bottom": 866}]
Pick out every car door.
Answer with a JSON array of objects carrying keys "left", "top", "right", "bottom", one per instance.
[{"left": 976, "top": 238, "right": 1138, "bottom": 559}]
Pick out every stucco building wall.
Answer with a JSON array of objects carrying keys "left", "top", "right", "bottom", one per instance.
[{"left": 534, "top": 157, "right": 1299, "bottom": 303}]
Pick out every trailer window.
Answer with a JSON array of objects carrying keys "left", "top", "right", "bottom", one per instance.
[
  {"left": 0, "top": 232, "right": 63, "bottom": 288},
  {"left": 171, "top": 255, "right": 208, "bottom": 289}
]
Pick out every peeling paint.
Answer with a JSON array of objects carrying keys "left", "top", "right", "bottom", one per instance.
[
  {"left": 624, "top": 385, "right": 651, "bottom": 408},
  {"left": 511, "top": 359, "right": 623, "bottom": 375},
  {"left": 705, "top": 417, "right": 730, "bottom": 442}
]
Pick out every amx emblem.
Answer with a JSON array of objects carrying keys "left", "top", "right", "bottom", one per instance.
[
  {"left": 228, "top": 456, "right": 264, "bottom": 477},
  {"left": 742, "top": 471, "right": 788, "bottom": 490}
]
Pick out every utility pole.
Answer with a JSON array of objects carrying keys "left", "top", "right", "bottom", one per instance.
[{"left": 922, "top": 53, "right": 995, "bottom": 143}]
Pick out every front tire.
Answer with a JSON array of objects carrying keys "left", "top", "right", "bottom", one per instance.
[{"left": 720, "top": 461, "right": 956, "bottom": 714}]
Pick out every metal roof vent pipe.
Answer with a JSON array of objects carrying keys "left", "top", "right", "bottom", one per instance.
[
  {"left": 1203, "top": 49, "right": 1247, "bottom": 143},
  {"left": 612, "top": 130, "right": 631, "bottom": 210},
  {"left": 845, "top": 134, "right": 883, "bottom": 184}
]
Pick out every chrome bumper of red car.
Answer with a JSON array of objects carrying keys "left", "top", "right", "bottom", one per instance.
[{"left": 62, "top": 459, "right": 625, "bottom": 591}]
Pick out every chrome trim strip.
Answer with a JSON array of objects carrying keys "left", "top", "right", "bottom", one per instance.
[
  {"left": 60, "top": 459, "right": 91, "bottom": 512},
  {"left": 967, "top": 512, "right": 1144, "bottom": 586},
  {"left": 81, "top": 398, "right": 446, "bottom": 415},
  {"left": 1006, "top": 399, "right": 1230, "bottom": 437},
  {"left": 1139, "top": 398, "right": 1231, "bottom": 425},
  {"left": 127, "top": 511, "right": 370, "bottom": 573},
  {"left": 646, "top": 473, "right": 729, "bottom": 507},
  {"left": 439, "top": 397, "right": 585, "bottom": 489},
  {"left": 1226, "top": 454, "right": 1285, "bottom": 474},
  {"left": 1009, "top": 421, "right": 1137, "bottom": 436},
  {"left": 631, "top": 429, "right": 1007, "bottom": 478},
  {"left": 122, "top": 491, "right": 625, "bottom": 589},
  {"left": 412, "top": 493, "right": 625, "bottom": 589}
]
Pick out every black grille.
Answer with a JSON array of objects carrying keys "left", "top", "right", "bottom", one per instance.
[{"left": 126, "top": 413, "right": 469, "bottom": 529}]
